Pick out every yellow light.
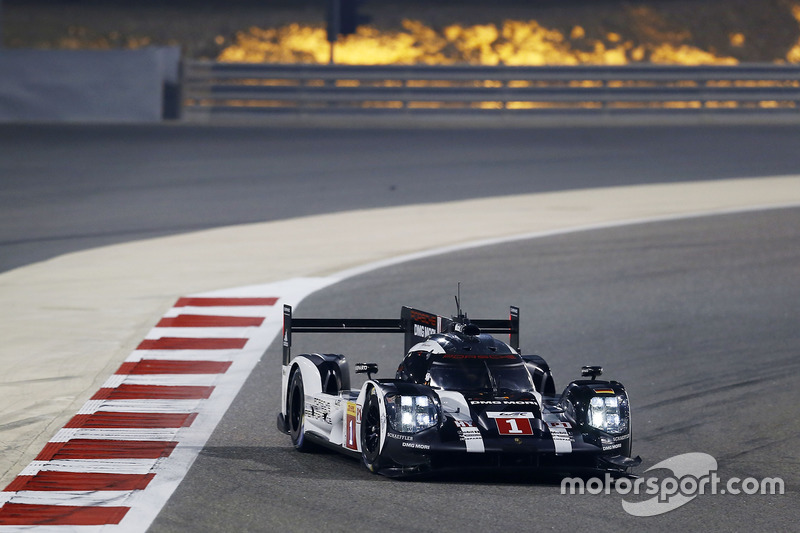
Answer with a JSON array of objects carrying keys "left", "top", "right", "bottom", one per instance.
[
  {"left": 788, "top": 5, "right": 800, "bottom": 63},
  {"left": 218, "top": 19, "right": 740, "bottom": 66},
  {"left": 570, "top": 26, "right": 585, "bottom": 40},
  {"left": 729, "top": 32, "right": 745, "bottom": 47},
  {"left": 649, "top": 43, "right": 737, "bottom": 65}
]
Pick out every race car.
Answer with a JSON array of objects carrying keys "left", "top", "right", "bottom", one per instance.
[{"left": 277, "top": 302, "right": 641, "bottom": 478}]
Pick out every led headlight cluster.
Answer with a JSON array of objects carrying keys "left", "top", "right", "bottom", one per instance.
[
  {"left": 588, "top": 395, "right": 629, "bottom": 435},
  {"left": 386, "top": 394, "right": 439, "bottom": 434}
]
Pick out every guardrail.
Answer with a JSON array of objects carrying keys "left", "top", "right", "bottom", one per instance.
[{"left": 181, "top": 62, "right": 800, "bottom": 120}]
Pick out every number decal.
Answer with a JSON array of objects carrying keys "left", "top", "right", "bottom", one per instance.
[
  {"left": 344, "top": 401, "right": 359, "bottom": 450},
  {"left": 506, "top": 418, "right": 522, "bottom": 434},
  {"left": 495, "top": 417, "right": 533, "bottom": 435}
]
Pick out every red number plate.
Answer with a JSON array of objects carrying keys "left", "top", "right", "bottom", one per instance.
[{"left": 495, "top": 417, "right": 533, "bottom": 435}]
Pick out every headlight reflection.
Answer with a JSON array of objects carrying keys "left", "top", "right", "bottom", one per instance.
[
  {"left": 588, "top": 395, "right": 629, "bottom": 435},
  {"left": 387, "top": 394, "right": 439, "bottom": 433}
]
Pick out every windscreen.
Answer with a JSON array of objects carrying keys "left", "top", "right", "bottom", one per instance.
[{"left": 427, "top": 360, "right": 534, "bottom": 392}]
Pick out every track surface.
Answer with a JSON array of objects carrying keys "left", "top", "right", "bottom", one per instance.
[
  {"left": 2, "top": 124, "right": 798, "bottom": 531},
  {"left": 152, "top": 207, "right": 799, "bottom": 532},
  {"left": 3, "top": 123, "right": 800, "bottom": 272}
]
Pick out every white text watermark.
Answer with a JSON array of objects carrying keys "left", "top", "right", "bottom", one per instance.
[{"left": 561, "top": 453, "right": 785, "bottom": 516}]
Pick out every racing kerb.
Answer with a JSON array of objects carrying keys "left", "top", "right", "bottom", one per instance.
[{"left": 1, "top": 176, "right": 800, "bottom": 529}]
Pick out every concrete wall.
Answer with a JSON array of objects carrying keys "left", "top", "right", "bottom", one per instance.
[{"left": 0, "top": 47, "right": 180, "bottom": 122}]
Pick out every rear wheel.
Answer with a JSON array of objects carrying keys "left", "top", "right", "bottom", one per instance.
[
  {"left": 360, "top": 388, "right": 384, "bottom": 472},
  {"left": 287, "top": 370, "right": 312, "bottom": 452}
]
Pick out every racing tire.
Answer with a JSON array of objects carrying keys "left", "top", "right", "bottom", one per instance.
[
  {"left": 287, "top": 370, "right": 313, "bottom": 452},
  {"left": 360, "top": 388, "right": 384, "bottom": 472}
]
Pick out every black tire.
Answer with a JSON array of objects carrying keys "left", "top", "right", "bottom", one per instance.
[
  {"left": 360, "top": 388, "right": 384, "bottom": 472},
  {"left": 287, "top": 370, "right": 313, "bottom": 452}
]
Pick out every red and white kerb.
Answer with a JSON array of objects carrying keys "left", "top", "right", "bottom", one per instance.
[{"left": 0, "top": 291, "right": 291, "bottom": 531}]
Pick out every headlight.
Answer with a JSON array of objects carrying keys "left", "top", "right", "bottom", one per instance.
[
  {"left": 588, "top": 395, "right": 629, "bottom": 435},
  {"left": 386, "top": 394, "right": 439, "bottom": 433}
]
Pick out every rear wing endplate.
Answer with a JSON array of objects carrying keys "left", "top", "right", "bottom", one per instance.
[{"left": 282, "top": 304, "right": 519, "bottom": 365}]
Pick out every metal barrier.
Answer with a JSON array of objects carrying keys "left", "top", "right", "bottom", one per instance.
[{"left": 181, "top": 62, "right": 800, "bottom": 120}]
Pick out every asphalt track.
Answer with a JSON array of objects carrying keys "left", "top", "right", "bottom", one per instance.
[
  {"left": 4, "top": 123, "right": 800, "bottom": 272},
  {"left": 1, "top": 123, "right": 799, "bottom": 531},
  {"left": 150, "top": 207, "right": 799, "bottom": 532}
]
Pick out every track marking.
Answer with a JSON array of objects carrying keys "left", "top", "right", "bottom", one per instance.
[
  {"left": 0, "top": 278, "right": 336, "bottom": 530},
  {"left": 2, "top": 180, "right": 799, "bottom": 530}
]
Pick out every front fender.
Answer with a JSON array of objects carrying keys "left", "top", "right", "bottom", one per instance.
[
  {"left": 358, "top": 380, "right": 442, "bottom": 456},
  {"left": 560, "top": 380, "right": 632, "bottom": 458}
]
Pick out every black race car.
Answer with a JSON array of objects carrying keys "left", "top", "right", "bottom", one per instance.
[{"left": 277, "top": 303, "right": 641, "bottom": 478}]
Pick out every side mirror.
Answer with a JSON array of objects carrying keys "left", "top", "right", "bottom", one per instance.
[
  {"left": 355, "top": 362, "right": 379, "bottom": 379},
  {"left": 581, "top": 365, "right": 603, "bottom": 380}
]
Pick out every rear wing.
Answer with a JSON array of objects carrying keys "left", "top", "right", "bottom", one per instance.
[{"left": 282, "top": 304, "right": 520, "bottom": 365}]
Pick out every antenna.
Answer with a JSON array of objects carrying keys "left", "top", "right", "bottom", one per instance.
[
  {"left": 454, "top": 282, "right": 461, "bottom": 317},
  {"left": 454, "top": 282, "right": 468, "bottom": 323}
]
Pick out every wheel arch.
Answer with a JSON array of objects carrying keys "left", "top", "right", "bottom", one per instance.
[{"left": 359, "top": 381, "right": 388, "bottom": 471}]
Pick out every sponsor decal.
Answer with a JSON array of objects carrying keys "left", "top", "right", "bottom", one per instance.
[
  {"left": 311, "top": 398, "right": 332, "bottom": 424},
  {"left": 548, "top": 422, "right": 573, "bottom": 454},
  {"left": 402, "top": 442, "right": 431, "bottom": 450},
  {"left": 414, "top": 323, "right": 437, "bottom": 338},
  {"left": 454, "top": 420, "right": 485, "bottom": 452},
  {"left": 410, "top": 309, "right": 438, "bottom": 327},
  {"left": 458, "top": 425, "right": 485, "bottom": 453},
  {"left": 486, "top": 411, "right": 534, "bottom": 418},
  {"left": 344, "top": 401, "right": 358, "bottom": 450},
  {"left": 355, "top": 362, "right": 378, "bottom": 374}
]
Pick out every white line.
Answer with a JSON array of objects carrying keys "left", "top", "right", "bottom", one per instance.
[
  {"left": 88, "top": 400, "right": 202, "bottom": 414},
  {"left": 3, "top": 491, "right": 135, "bottom": 507},
  {"left": 107, "top": 287, "right": 330, "bottom": 532},
  {"left": 19, "top": 460, "right": 158, "bottom": 476},
  {"left": 143, "top": 327, "right": 259, "bottom": 339},
  {"left": 124, "top": 349, "right": 244, "bottom": 362},
  {"left": 331, "top": 202, "right": 800, "bottom": 283},
  {"left": 460, "top": 426, "right": 485, "bottom": 453},
  {"left": 50, "top": 428, "right": 180, "bottom": 442},
  {"left": 161, "top": 306, "right": 275, "bottom": 317},
  {"left": 100, "top": 374, "right": 126, "bottom": 389},
  {"left": 113, "top": 374, "right": 221, "bottom": 387},
  {"left": 77, "top": 400, "right": 106, "bottom": 415}
]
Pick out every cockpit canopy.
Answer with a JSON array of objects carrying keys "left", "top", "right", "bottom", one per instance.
[
  {"left": 427, "top": 359, "right": 535, "bottom": 392},
  {"left": 396, "top": 331, "right": 535, "bottom": 393}
]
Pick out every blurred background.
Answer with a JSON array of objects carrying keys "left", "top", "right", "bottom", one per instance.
[{"left": 3, "top": 0, "right": 800, "bottom": 65}]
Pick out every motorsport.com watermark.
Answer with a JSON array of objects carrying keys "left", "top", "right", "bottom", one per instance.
[{"left": 561, "top": 453, "right": 785, "bottom": 517}]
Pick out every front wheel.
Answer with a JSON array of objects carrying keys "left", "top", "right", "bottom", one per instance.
[{"left": 360, "top": 388, "right": 384, "bottom": 472}]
